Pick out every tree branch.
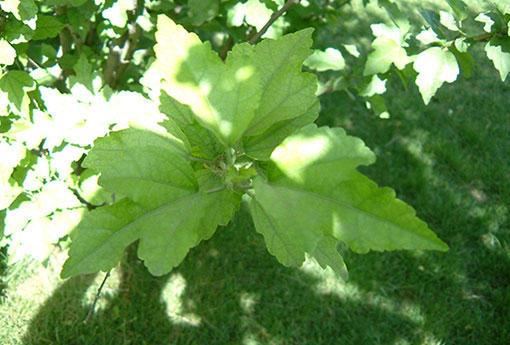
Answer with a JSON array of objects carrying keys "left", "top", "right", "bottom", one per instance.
[
  {"left": 103, "top": 0, "right": 144, "bottom": 88},
  {"left": 248, "top": 0, "right": 300, "bottom": 44}
]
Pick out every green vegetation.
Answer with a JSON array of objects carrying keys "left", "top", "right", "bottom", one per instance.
[
  {"left": 1, "top": 0, "right": 509, "bottom": 344},
  {"left": 1, "top": 45, "right": 508, "bottom": 345}
]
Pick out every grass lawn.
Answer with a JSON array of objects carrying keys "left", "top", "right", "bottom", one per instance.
[{"left": 1, "top": 1, "right": 509, "bottom": 344}]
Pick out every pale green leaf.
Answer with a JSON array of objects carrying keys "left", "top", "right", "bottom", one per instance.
[
  {"left": 439, "top": 10, "right": 458, "bottom": 32},
  {"left": 250, "top": 185, "right": 324, "bottom": 267},
  {"left": 61, "top": 188, "right": 226, "bottom": 278},
  {"left": 242, "top": 29, "right": 317, "bottom": 136},
  {"left": 416, "top": 28, "right": 441, "bottom": 45},
  {"left": 151, "top": 15, "right": 262, "bottom": 146},
  {"left": 68, "top": 54, "right": 100, "bottom": 93},
  {"left": 32, "top": 14, "right": 65, "bottom": 40},
  {"left": 227, "top": 0, "right": 272, "bottom": 31},
  {"left": 304, "top": 48, "right": 345, "bottom": 71},
  {"left": 413, "top": 47, "right": 459, "bottom": 104},
  {"left": 312, "top": 235, "right": 349, "bottom": 281},
  {"left": 0, "top": 70, "right": 35, "bottom": 114},
  {"left": 84, "top": 127, "right": 194, "bottom": 210},
  {"left": 475, "top": 13, "right": 495, "bottom": 33},
  {"left": 159, "top": 91, "right": 224, "bottom": 159},
  {"left": 0, "top": 0, "right": 37, "bottom": 21},
  {"left": 359, "top": 75, "right": 387, "bottom": 97},
  {"left": 102, "top": 0, "right": 136, "bottom": 27},
  {"left": 251, "top": 125, "right": 447, "bottom": 266},
  {"left": 485, "top": 41, "right": 510, "bottom": 81},
  {"left": 364, "top": 37, "right": 412, "bottom": 75},
  {"left": 343, "top": 44, "right": 360, "bottom": 57},
  {"left": 243, "top": 100, "right": 319, "bottom": 160},
  {"left": 0, "top": 39, "right": 16, "bottom": 65}
]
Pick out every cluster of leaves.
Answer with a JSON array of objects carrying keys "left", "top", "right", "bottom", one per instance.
[
  {"left": 0, "top": 0, "right": 504, "bottom": 279},
  {"left": 309, "top": 0, "right": 510, "bottom": 117},
  {"left": 60, "top": 16, "right": 448, "bottom": 279}
]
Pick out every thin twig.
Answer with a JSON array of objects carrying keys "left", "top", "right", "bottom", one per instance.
[
  {"left": 83, "top": 270, "right": 111, "bottom": 324},
  {"left": 248, "top": 0, "right": 300, "bottom": 44}
]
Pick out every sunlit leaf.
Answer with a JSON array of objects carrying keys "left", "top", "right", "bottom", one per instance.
[
  {"left": 149, "top": 15, "right": 262, "bottom": 146},
  {"left": 304, "top": 48, "right": 345, "bottom": 71},
  {"left": 413, "top": 47, "right": 459, "bottom": 104},
  {"left": 251, "top": 125, "right": 447, "bottom": 266},
  {"left": 485, "top": 40, "right": 510, "bottom": 81}
]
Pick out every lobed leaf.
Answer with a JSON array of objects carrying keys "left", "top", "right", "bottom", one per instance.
[
  {"left": 413, "top": 47, "right": 459, "bottom": 104},
  {"left": 251, "top": 125, "right": 448, "bottom": 267},
  {"left": 152, "top": 15, "right": 262, "bottom": 146}
]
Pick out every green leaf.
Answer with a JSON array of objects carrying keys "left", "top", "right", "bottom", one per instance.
[
  {"left": 485, "top": 39, "right": 510, "bottom": 82},
  {"left": 150, "top": 15, "right": 262, "bottom": 146},
  {"left": 251, "top": 124, "right": 448, "bottom": 266},
  {"left": 159, "top": 91, "right": 224, "bottom": 159},
  {"left": 32, "top": 15, "right": 65, "bottom": 40},
  {"left": 312, "top": 235, "right": 349, "bottom": 281},
  {"left": 243, "top": 100, "right": 319, "bottom": 160},
  {"left": 304, "top": 48, "right": 345, "bottom": 71},
  {"left": 0, "top": 70, "right": 35, "bottom": 114},
  {"left": 364, "top": 36, "right": 412, "bottom": 75},
  {"left": 359, "top": 75, "right": 387, "bottom": 97},
  {"left": 227, "top": 0, "right": 273, "bottom": 31},
  {"left": 413, "top": 47, "right": 459, "bottom": 104},
  {"left": 241, "top": 29, "right": 317, "bottom": 136},
  {"left": 83, "top": 127, "right": 194, "bottom": 210},
  {"left": 68, "top": 53, "right": 98, "bottom": 93},
  {"left": 0, "top": 0, "right": 37, "bottom": 21},
  {"left": 446, "top": 0, "right": 468, "bottom": 21},
  {"left": 62, "top": 126, "right": 238, "bottom": 278},
  {"left": 61, "top": 188, "right": 228, "bottom": 278},
  {"left": 188, "top": 0, "right": 220, "bottom": 26}
]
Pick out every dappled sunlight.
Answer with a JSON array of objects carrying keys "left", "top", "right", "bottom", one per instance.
[
  {"left": 80, "top": 269, "right": 121, "bottom": 313},
  {"left": 1, "top": 250, "right": 69, "bottom": 341},
  {"left": 300, "top": 256, "right": 429, "bottom": 327},
  {"left": 239, "top": 292, "right": 258, "bottom": 314},
  {"left": 270, "top": 133, "right": 331, "bottom": 183},
  {"left": 160, "top": 272, "right": 201, "bottom": 327}
]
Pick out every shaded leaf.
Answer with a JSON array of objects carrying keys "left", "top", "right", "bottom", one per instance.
[
  {"left": 0, "top": 70, "right": 35, "bottom": 114},
  {"left": 32, "top": 15, "right": 65, "bottom": 40}
]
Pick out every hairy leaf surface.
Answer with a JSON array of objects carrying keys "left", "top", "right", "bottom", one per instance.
[
  {"left": 151, "top": 15, "right": 262, "bottom": 146},
  {"left": 251, "top": 124, "right": 448, "bottom": 267},
  {"left": 62, "top": 124, "right": 237, "bottom": 277}
]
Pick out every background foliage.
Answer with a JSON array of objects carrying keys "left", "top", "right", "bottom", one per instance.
[{"left": 0, "top": 0, "right": 509, "bottom": 344}]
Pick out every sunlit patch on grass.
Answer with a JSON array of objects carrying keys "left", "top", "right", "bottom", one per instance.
[
  {"left": 300, "top": 256, "right": 428, "bottom": 325},
  {"left": 81, "top": 268, "right": 121, "bottom": 312},
  {"left": 1, "top": 249, "right": 68, "bottom": 343},
  {"left": 239, "top": 292, "right": 258, "bottom": 314},
  {"left": 160, "top": 272, "right": 201, "bottom": 326}
]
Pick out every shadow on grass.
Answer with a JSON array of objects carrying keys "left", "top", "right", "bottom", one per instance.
[
  {"left": 316, "top": 51, "right": 510, "bottom": 344},
  {"left": 22, "top": 206, "right": 429, "bottom": 345}
]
